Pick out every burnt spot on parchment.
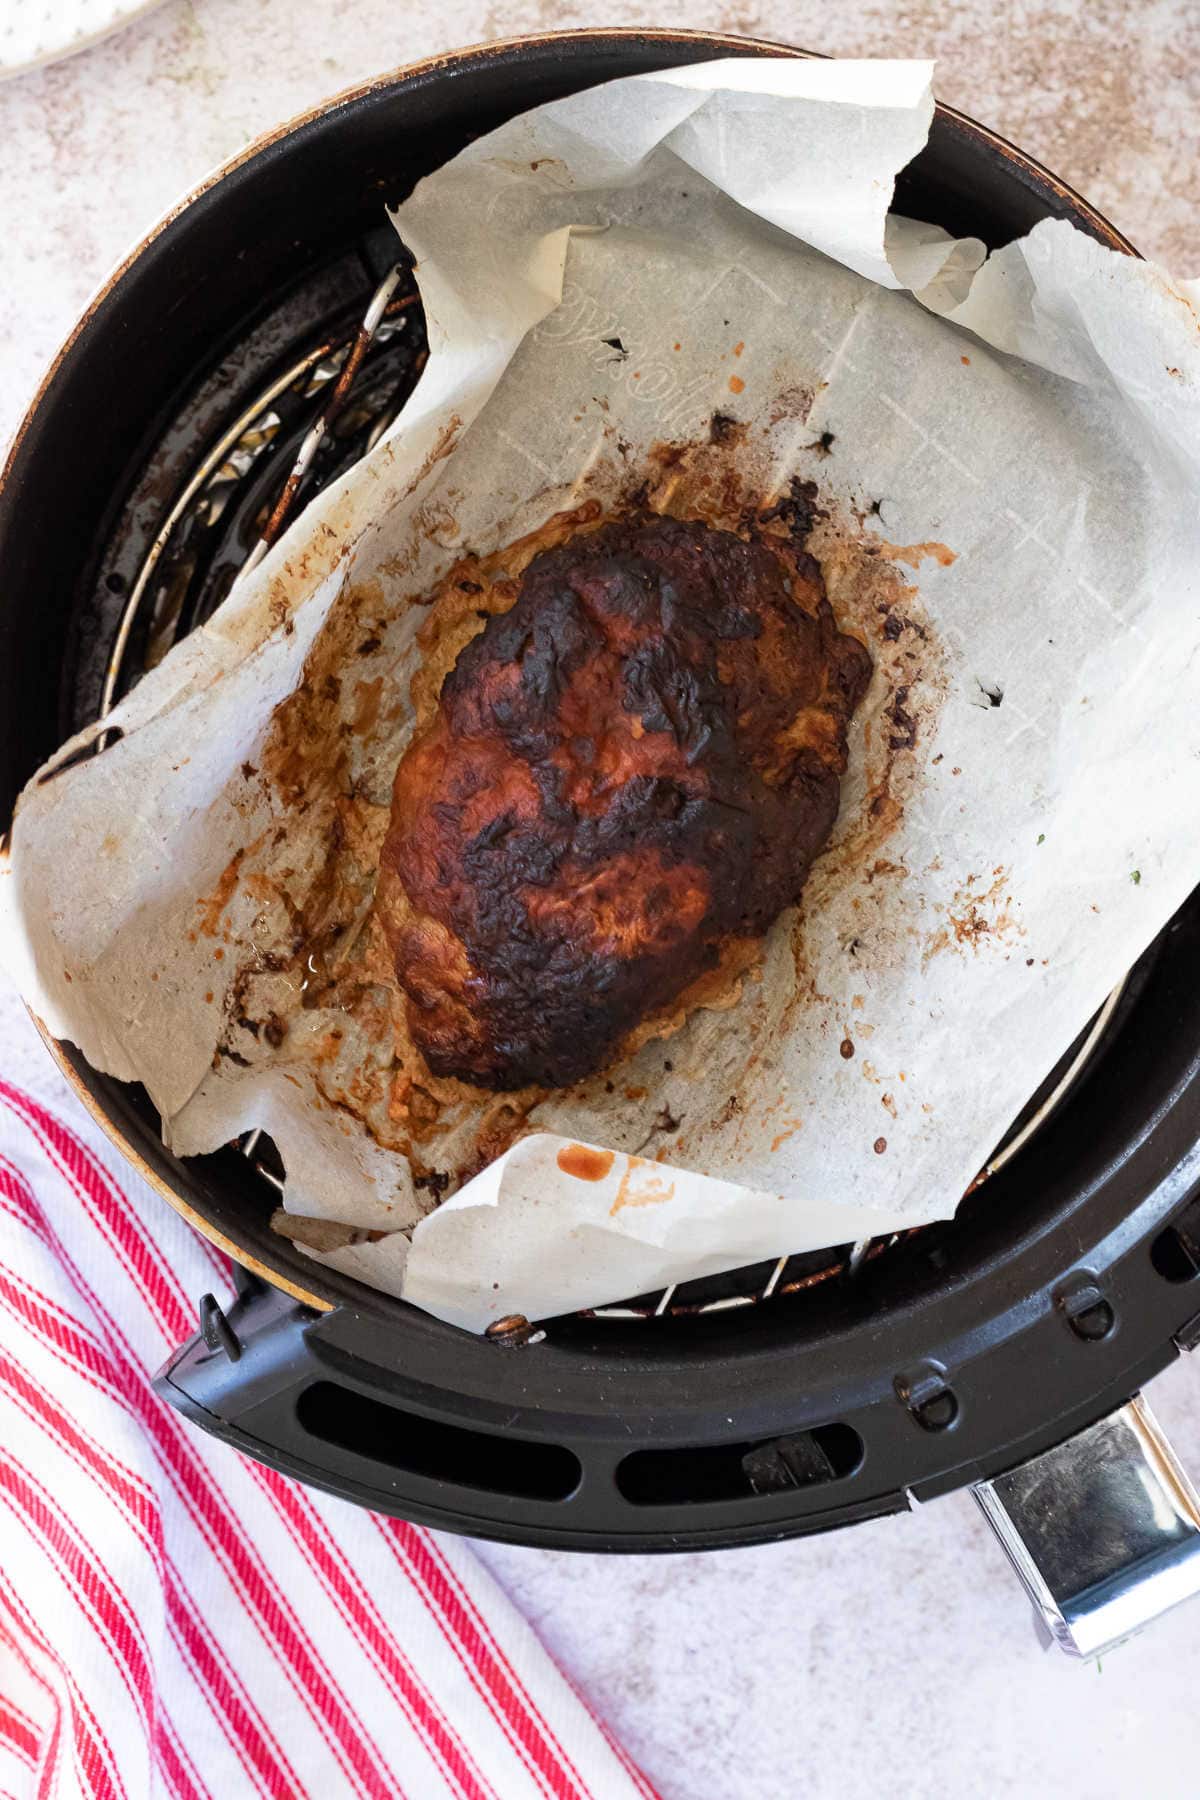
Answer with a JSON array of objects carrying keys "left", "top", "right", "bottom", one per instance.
[
  {"left": 708, "top": 411, "right": 743, "bottom": 444},
  {"left": 758, "top": 477, "right": 823, "bottom": 545},
  {"left": 887, "top": 686, "right": 919, "bottom": 752},
  {"left": 923, "top": 866, "right": 1025, "bottom": 967}
]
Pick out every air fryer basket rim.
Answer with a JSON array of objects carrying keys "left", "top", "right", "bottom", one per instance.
[
  {"left": 1, "top": 25, "right": 1137, "bottom": 1309},
  {"left": 6, "top": 29, "right": 1200, "bottom": 1552}
]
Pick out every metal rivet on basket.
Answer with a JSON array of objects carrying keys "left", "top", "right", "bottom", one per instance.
[
  {"left": 485, "top": 1314, "right": 546, "bottom": 1347},
  {"left": 894, "top": 1360, "right": 959, "bottom": 1432},
  {"left": 1055, "top": 1272, "right": 1116, "bottom": 1342}
]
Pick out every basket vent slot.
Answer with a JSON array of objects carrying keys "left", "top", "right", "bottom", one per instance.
[
  {"left": 1151, "top": 1194, "right": 1200, "bottom": 1283},
  {"left": 616, "top": 1424, "right": 862, "bottom": 1506},
  {"left": 297, "top": 1382, "right": 581, "bottom": 1501}
]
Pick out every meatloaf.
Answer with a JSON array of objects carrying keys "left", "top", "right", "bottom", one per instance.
[{"left": 377, "top": 515, "right": 871, "bottom": 1089}]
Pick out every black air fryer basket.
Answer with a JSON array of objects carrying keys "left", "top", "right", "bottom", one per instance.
[{"left": 4, "top": 30, "right": 1200, "bottom": 1659}]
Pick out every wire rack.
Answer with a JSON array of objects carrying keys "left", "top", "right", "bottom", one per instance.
[{"left": 93, "top": 261, "right": 1128, "bottom": 1333}]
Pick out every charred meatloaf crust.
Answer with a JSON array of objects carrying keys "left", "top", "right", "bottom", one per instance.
[{"left": 377, "top": 516, "right": 871, "bottom": 1089}]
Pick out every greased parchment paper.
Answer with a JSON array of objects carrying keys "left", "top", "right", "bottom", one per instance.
[{"left": 4, "top": 59, "right": 1200, "bottom": 1332}]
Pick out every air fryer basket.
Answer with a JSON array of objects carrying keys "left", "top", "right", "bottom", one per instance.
[{"left": 4, "top": 35, "right": 1200, "bottom": 1634}]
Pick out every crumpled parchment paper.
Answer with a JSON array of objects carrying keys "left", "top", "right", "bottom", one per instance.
[{"left": 4, "top": 57, "right": 1200, "bottom": 1332}]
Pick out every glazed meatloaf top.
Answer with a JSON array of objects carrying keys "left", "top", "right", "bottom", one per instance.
[{"left": 376, "top": 515, "right": 871, "bottom": 1090}]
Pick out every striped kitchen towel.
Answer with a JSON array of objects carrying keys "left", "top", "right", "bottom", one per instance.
[{"left": 0, "top": 1074, "right": 657, "bottom": 1800}]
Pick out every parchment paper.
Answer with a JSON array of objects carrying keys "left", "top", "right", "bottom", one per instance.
[{"left": 4, "top": 58, "right": 1200, "bottom": 1333}]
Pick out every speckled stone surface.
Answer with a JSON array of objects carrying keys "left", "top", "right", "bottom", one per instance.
[
  {"left": 0, "top": 1, "right": 169, "bottom": 79},
  {"left": 2, "top": 6, "right": 1199, "bottom": 1797}
]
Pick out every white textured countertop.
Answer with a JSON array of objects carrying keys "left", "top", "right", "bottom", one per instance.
[{"left": 3, "top": 6, "right": 1199, "bottom": 1795}]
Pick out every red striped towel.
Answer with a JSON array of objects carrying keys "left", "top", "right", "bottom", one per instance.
[{"left": 0, "top": 1075, "right": 656, "bottom": 1800}]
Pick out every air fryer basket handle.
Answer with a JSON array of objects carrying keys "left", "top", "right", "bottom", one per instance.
[
  {"left": 973, "top": 1395, "right": 1200, "bottom": 1659},
  {"left": 157, "top": 1275, "right": 1200, "bottom": 1592},
  {"left": 154, "top": 1274, "right": 334, "bottom": 1479}
]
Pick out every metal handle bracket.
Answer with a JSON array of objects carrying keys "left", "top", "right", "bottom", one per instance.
[{"left": 974, "top": 1394, "right": 1200, "bottom": 1659}]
